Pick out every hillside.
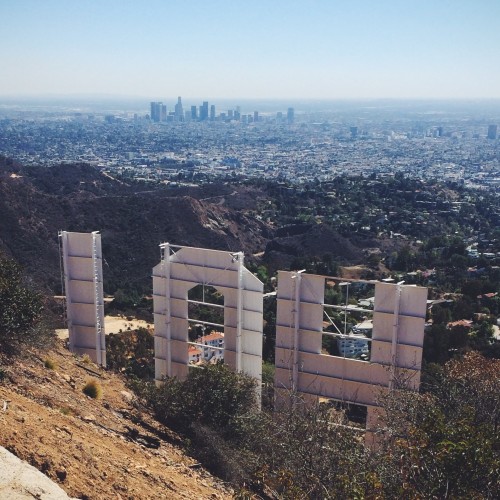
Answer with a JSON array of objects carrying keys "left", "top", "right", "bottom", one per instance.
[
  {"left": 0, "top": 158, "right": 273, "bottom": 293},
  {"left": 0, "top": 340, "right": 232, "bottom": 499},
  {"left": 0, "top": 158, "right": 375, "bottom": 294}
]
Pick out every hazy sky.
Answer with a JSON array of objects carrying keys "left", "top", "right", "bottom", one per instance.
[{"left": 1, "top": 0, "right": 499, "bottom": 100}]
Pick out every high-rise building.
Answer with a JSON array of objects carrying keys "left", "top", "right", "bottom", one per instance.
[
  {"left": 150, "top": 101, "right": 163, "bottom": 122},
  {"left": 191, "top": 105, "right": 197, "bottom": 120},
  {"left": 210, "top": 105, "right": 215, "bottom": 121},
  {"left": 287, "top": 107, "right": 294, "bottom": 124},
  {"left": 254, "top": 111, "right": 259, "bottom": 123},
  {"left": 350, "top": 126, "right": 358, "bottom": 139},
  {"left": 488, "top": 124, "right": 498, "bottom": 140},
  {"left": 175, "top": 96, "right": 183, "bottom": 121},
  {"left": 160, "top": 104, "right": 167, "bottom": 122},
  {"left": 200, "top": 101, "right": 209, "bottom": 121}
]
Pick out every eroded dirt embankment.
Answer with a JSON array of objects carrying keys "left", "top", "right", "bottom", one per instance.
[{"left": 0, "top": 341, "right": 232, "bottom": 499}]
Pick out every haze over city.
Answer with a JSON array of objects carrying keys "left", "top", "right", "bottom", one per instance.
[{"left": 1, "top": 0, "right": 500, "bottom": 100}]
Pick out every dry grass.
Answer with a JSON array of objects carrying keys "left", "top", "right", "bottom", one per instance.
[
  {"left": 81, "top": 354, "right": 91, "bottom": 365},
  {"left": 44, "top": 358, "right": 57, "bottom": 370},
  {"left": 82, "top": 379, "right": 102, "bottom": 399}
]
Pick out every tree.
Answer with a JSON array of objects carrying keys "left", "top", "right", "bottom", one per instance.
[
  {"left": 431, "top": 304, "right": 451, "bottom": 325},
  {"left": 470, "top": 321, "right": 495, "bottom": 352},
  {"left": 0, "top": 257, "right": 52, "bottom": 353},
  {"left": 379, "top": 353, "right": 500, "bottom": 498},
  {"left": 423, "top": 323, "right": 451, "bottom": 364},
  {"left": 393, "top": 246, "right": 415, "bottom": 271},
  {"left": 107, "top": 327, "right": 154, "bottom": 379}
]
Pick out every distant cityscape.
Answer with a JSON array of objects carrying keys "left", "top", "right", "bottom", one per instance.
[
  {"left": 149, "top": 97, "right": 295, "bottom": 124},
  {"left": 0, "top": 98, "right": 498, "bottom": 191}
]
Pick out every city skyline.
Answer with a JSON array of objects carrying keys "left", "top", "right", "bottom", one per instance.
[{"left": 1, "top": 0, "right": 500, "bottom": 100}]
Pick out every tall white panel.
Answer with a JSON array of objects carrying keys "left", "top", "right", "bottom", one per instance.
[
  {"left": 60, "top": 231, "right": 106, "bottom": 366},
  {"left": 153, "top": 244, "right": 264, "bottom": 391}
]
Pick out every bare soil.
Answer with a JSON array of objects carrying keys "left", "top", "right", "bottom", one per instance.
[
  {"left": 340, "top": 265, "right": 370, "bottom": 280},
  {"left": 0, "top": 341, "right": 233, "bottom": 499},
  {"left": 56, "top": 315, "right": 152, "bottom": 339}
]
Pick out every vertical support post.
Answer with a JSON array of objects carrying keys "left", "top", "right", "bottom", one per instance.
[
  {"left": 339, "top": 282, "right": 350, "bottom": 335},
  {"left": 160, "top": 243, "right": 172, "bottom": 377},
  {"left": 292, "top": 271, "right": 302, "bottom": 390},
  {"left": 59, "top": 231, "right": 73, "bottom": 351},
  {"left": 389, "top": 284, "right": 402, "bottom": 390},
  {"left": 235, "top": 251, "right": 244, "bottom": 372},
  {"left": 92, "top": 232, "right": 103, "bottom": 366}
]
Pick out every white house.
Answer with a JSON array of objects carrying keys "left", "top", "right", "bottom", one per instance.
[{"left": 196, "top": 331, "right": 224, "bottom": 362}]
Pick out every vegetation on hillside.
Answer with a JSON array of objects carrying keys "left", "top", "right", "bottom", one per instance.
[
  {"left": 134, "top": 355, "right": 500, "bottom": 498},
  {"left": 1, "top": 158, "right": 499, "bottom": 497},
  {"left": 0, "top": 256, "right": 54, "bottom": 353}
]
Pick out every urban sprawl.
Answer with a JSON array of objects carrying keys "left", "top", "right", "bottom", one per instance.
[{"left": 0, "top": 98, "right": 498, "bottom": 189}]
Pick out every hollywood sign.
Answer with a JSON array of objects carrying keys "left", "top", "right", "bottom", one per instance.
[
  {"left": 60, "top": 232, "right": 427, "bottom": 435},
  {"left": 274, "top": 270, "right": 427, "bottom": 441}
]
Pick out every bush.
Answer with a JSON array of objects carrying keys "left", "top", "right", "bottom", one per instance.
[
  {"left": 379, "top": 352, "right": 500, "bottom": 498},
  {"left": 44, "top": 358, "right": 56, "bottom": 370},
  {"left": 82, "top": 379, "right": 102, "bottom": 399},
  {"left": 246, "top": 399, "right": 370, "bottom": 498},
  {"left": 135, "top": 353, "right": 500, "bottom": 497},
  {"left": 106, "top": 328, "right": 154, "bottom": 379},
  {"left": 139, "top": 363, "right": 257, "bottom": 435},
  {"left": 0, "top": 257, "right": 53, "bottom": 353},
  {"left": 137, "top": 367, "right": 369, "bottom": 496},
  {"left": 59, "top": 406, "right": 75, "bottom": 416}
]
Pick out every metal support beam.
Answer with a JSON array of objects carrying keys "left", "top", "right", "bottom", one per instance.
[
  {"left": 292, "top": 270, "right": 303, "bottom": 389},
  {"left": 187, "top": 318, "right": 225, "bottom": 329},
  {"left": 188, "top": 341, "right": 224, "bottom": 351},
  {"left": 160, "top": 243, "right": 172, "bottom": 377},
  {"left": 187, "top": 299, "right": 225, "bottom": 309},
  {"left": 389, "top": 284, "right": 401, "bottom": 390},
  {"left": 58, "top": 231, "right": 73, "bottom": 351},
  {"left": 91, "top": 232, "right": 103, "bottom": 366},
  {"left": 235, "top": 252, "right": 244, "bottom": 372},
  {"left": 323, "top": 304, "right": 374, "bottom": 314}
]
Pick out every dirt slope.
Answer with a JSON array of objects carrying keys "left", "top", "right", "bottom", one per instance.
[{"left": 0, "top": 341, "right": 232, "bottom": 499}]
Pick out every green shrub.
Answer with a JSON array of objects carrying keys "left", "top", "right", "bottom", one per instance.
[
  {"left": 140, "top": 363, "right": 257, "bottom": 434},
  {"left": 82, "top": 379, "right": 102, "bottom": 399},
  {"left": 106, "top": 328, "right": 155, "bottom": 380},
  {"left": 44, "top": 358, "right": 56, "bottom": 370},
  {"left": 0, "top": 257, "right": 53, "bottom": 353}
]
